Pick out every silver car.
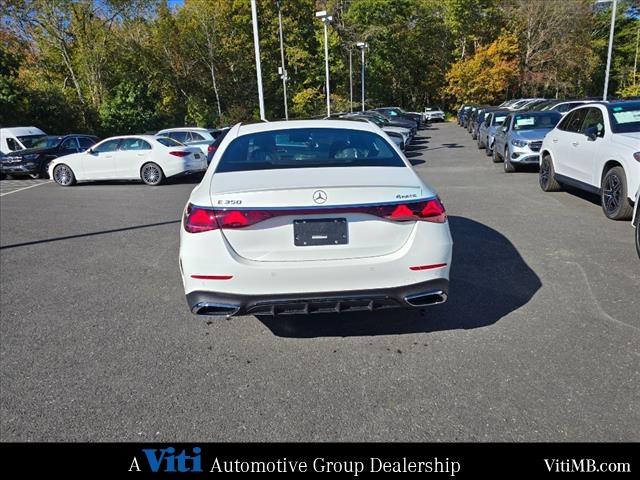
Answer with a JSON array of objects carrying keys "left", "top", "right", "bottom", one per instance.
[
  {"left": 492, "top": 111, "right": 561, "bottom": 172},
  {"left": 477, "top": 110, "right": 509, "bottom": 157}
]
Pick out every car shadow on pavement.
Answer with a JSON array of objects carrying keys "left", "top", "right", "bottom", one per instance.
[
  {"left": 257, "top": 216, "right": 542, "bottom": 338},
  {"left": 425, "top": 143, "right": 464, "bottom": 151}
]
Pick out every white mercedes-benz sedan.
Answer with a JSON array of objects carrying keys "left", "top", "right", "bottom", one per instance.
[
  {"left": 49, "top": 135, "right": 207, "bottom": 186},
  {"left": 179, "top": 120, "right": 453, "bottom": 317}
]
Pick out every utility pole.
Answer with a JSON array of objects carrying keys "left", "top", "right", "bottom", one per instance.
[
  {"left": 316, "top": 10, "right": 333, "bottom": 117},
  {"left": 251, "top": 0, "right": 266, "bottom": 121},
  {"left": 602, "top": 0, "right": 618, "bottom": 101},
  {"left": 276, "top": 0, "right": 288, "bottom": 120},
  {"left": 349, "top": 48, "right": 353, "bottom": 113}
]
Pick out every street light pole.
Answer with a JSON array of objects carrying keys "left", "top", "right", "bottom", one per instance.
[
  {"left": 276, "top": 0, "right": 288, "bottom": 120},
  {"left": 316, "top": 11, "right": 333, "bottom": 117},
  {"left": 250, "top": 0, "right": 266, "bottom": 121},
  {"left": 349, "top": 48, "right": 353, "bottom": 113},
  {"left": 602, "top": 0, "right": 618, "bottom": 101},
  {"left": 356, "top": 42, "right": 368, "bottom": 112}
]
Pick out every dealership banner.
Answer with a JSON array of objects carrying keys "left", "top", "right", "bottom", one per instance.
[{"left": 0, "top": 443, "right": 634, "bottom": 476}]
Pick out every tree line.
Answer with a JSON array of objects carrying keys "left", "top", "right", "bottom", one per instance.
[{"left": 1, "top": 0, "right": 639, "bottom": 137}]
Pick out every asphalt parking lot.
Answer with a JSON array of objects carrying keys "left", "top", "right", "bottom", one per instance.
[{"left": 1, "top": 122, "right": 638, "bottom": 442}]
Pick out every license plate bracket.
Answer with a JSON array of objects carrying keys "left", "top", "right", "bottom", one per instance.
[{"left": 294, "top": 218, "right": 348, "bottom": 246}]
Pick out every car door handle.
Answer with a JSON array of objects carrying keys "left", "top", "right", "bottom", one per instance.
[
  {"left": 136, "top": 153, "right": 146, "bottom": 156},
  {"left": 552, "top": 138, "right": 558, "bottom": 143},
  {"left": 572, "top": 142, "right": 579, "bottom": 147}
]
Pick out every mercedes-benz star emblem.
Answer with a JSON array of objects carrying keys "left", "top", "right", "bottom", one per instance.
[{"left": 313, "top": 190, "right": 327, "bottom": 204}]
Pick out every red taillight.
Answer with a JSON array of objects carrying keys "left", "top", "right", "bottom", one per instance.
[
  {"left": 183, "top": 197, "right": 446, "bottom": 233},
  {"left": 216, "top": 210, "right": 273, "bottom": 228},
  {"left": 170, "top": 151, "right": 190, "bottom": 157},
  {"left": 382, "top": 198, "right": 447, "bottom": 223},
  {"left": 184, "top": 204, "right": 218, "bottom": 233},
  {"left": 208, "top": 144, "right": 217, "bottom": 153}
]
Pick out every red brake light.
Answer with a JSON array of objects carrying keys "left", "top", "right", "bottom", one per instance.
[
  {"left": 183, "top": 198, "right": 446, "bottom": 234},
  {"left": 208, "top": 144, "right": 217, "bottom": 153},
  {"left": 389, "top": 204, "right": 415, "bottom": 220},
  {"left": 184, "top": 204, "right": 218, "bottom": 233},
  {"left": 418, "top": 198, "right": 447, "bottom": 223},
  {"left": 170, "top": 151, "right": 190, "bottom": 157}
]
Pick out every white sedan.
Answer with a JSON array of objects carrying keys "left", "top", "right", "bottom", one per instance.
[
  {"left": 49, "top": 135, "right": 207, "bottom": 186},
  {"left": 539, "top": 101, "right": 640, "bottom": 220},
  {"left": 179, "top": 120, "right": 453, "bottom": 318}
]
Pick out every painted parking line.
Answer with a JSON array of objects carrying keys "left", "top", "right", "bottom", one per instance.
[{"left": 0, "top": 180, "right": 53, "bottom": 197}]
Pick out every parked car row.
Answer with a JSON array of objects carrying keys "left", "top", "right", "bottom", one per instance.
[
  {"left": 458, "top": 99, "right": 640, "bottom": 257},
  {"left": 0, "top": 125, "right": 231, "bottom": 184}
]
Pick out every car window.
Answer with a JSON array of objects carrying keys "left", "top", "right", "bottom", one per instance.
[
  {"left": 560, "top": 108, "right": 588, "bottom": 133},
  {"left": 581, "top": 108, "right": 605, "bottom": 137},
  {"left": 512, "top": 113, "right": 560, "bottom": 131},
  {"left": 120, "top": 138, "right": 152, "bottom": 150},
  {"left": 60, "top": 137, "right": 79, "bottom": 153},
  {"left": 484, "top": 115, "right": 492, "bottom": 127},
  {"left": 6, "top": 138, "right": 22, "bottom": 151},
  {"left": 93, "top": 139, "right": 121, "bottom": 153},
  {"left": 493, "top": 114, "right": 508, "bottom": 126},
  {"left": 608, "top": 102, "right": 640, "bottom": 133},
  {"left": 156, "top": 137, "right": 183, "bottom": 147},
  {"left": 77, "top": 137, "right": 97, "bottom": 150},
  {"left": 502, "top": 116, "right": 512, "bottom": 131},
  {"left": 216, "top": 128, "right": 405, "bottom": 173},
  {"left": 190, "top": 132, "right": 206, "bottom": 141},
  {"left": 168, "top": 131, "right": 189, "bottom": 142}
]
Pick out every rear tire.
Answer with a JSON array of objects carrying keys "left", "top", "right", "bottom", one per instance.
[
  {"left": 486, "top": 143, "right": 493, "bottom": 157},
  {"left": 539, "top": 155, "right": 561, "bottom": 192},
  {"left": 141, "top": 162, "right": 165, "bottom": 186},
  {"left": 503, "top": 148, "right": 515, "bottom": 172},
  {"left": 53, "top": 164, "right": 76, "bottom": 186},
  {"left": 601, "top": 166, "right": 633, "bottom": 220}
]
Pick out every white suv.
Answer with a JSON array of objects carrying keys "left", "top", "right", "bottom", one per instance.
[{"left": 539, "top": 101, "right": 640, "bottom": 220}]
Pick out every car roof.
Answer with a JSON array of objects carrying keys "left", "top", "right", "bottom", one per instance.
[
  {"left": 156, "top": 127, "right": 209, "bottom": 133},
  {"left": 102, "top": 135, "right": 160, "bottom": 141},
  {"left": 1, "top": 126, "right": 46, "bottom": 136},
  {"left": 236, "top": 119, "right": 380, "bottom": 136}
]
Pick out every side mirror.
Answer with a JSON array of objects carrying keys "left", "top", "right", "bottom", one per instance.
[
  {"left": 88, "top": 148, "right": 95, "bottom": 154},
  {"left": 584, "top": 126, "right": 598, "bottom": 141}
]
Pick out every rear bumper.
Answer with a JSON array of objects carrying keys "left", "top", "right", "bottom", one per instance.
[{"left": 187, "top": 278, "right": 449, "bottom": 317}]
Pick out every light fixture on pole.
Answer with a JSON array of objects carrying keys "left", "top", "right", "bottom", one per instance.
[
  {"left": 316, "top": 10, "right": 333, "bottom": 117},
  {"left": 251, "top": 0, "right": 266, "bottom": 121},
  {"left": 597, "top": 0, "right": 618, "bottom": 101},
  {"left": 276, "top": 0, "right": 288, "bottom": 120},
  {"left": 356, "top": 42, "right": 368, "bottom": 112}
]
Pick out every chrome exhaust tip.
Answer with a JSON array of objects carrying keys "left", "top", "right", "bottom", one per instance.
[
  {"left": 191, "top": 302, "right": 240, "bottom": 318},
  {"left": 404, "top": 290, "right": 448, "bottom": 307}
]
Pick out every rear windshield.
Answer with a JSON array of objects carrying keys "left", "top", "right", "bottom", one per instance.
[
  {"left": 513, "top": 113, "right": 560, "bottom": 131},
  {"left": 156, "top": 137, "right": 183, "bottom": 147},
  {"left": 608, "top": 102, "right": 640, "bottom": 133},
  {"left": 215, "top": 128, "right": 405, "bottom": 173}
]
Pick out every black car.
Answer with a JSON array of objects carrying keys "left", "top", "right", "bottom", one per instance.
[
  {"left": 362, "top": 111, "right": 417, "bottom": 135},
  {"left": 470, "top": 107, "right": 499, "bottom": 139},
  {"left": 372, "top": 107, "right": 421, "bottom": 128},
  {"left": 206, "top": 128, "right": 231, "bottom": 165},
  {"left": 0, "top": 134, "right": 99, "bottom": 179}
]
